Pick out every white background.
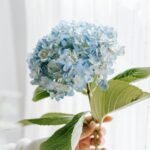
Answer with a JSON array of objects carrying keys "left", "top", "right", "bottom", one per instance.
[{"left": 0, "top": 0, "right": 150, "bottom": 149}]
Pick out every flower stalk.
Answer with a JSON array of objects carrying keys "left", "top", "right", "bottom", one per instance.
[
  {"left": 94, "top": 130, "right": 98, "bottom": 150},
  {"left": 87, "top": 84, "right": 99, "bottom": 150},
  {"left": 86, "top": 84, "right": 91, "bottom": 102}
]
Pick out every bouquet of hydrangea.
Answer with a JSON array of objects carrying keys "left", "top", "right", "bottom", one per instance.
[{"left": 20, "top": 21, "right": 150, "bottom": 150}]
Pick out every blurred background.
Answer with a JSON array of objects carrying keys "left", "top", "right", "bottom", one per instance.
[{"left": 0, "top": 0, "right": 150, "bottom": 149}]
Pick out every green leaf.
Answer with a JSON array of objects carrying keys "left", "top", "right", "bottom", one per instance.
[
  {"left": 40, "top": 112, "right": 86, "bottom": 150},
  {"left": 32, "top": 86, "right": 49, "bottom": 102},
  {"left": 19, "top": 113, "right": 74, "bottom": 126},
  {"left": 114, "top": 92, "right": 150, "bottom": 112},
  {"left": 89, "top": 80, "right": 150, "bottom": 122},
  {"left": 112, "top": 67, "right": 150, "bottom": 83}
]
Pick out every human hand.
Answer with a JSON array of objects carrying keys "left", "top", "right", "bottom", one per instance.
[{"left": 75, "top": 115, "right": 112, "bottom": 150}]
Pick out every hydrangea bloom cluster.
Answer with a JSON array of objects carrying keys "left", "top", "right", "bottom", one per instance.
[{"left": 28, "top": 21, "right": 124, "bottom": 100}]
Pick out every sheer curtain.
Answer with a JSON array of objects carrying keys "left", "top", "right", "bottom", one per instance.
[
  {"left": 0, "top": 0, "right": 27, "bottom": 145},
  {"left": 24, "top": 0, "right": 150, "bottom": 150},
  {"left": 1, "top": 0, "right": 150, "bottom": 149}
]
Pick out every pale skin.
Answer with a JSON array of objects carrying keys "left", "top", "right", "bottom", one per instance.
[{"left": 75, "top": 116, "right": 112, "bottom": 150}]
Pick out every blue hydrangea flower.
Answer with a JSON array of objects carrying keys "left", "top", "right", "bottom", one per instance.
[{"left": 28, "top": 21, "right": 124, "bottom": 100}]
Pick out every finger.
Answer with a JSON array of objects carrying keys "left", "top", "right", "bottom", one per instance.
[
  {"left": 89, "top": 146, "right": 96, "bottom": 150},
  {"left": 90, "top": 134, "right": 105, "bottom": 145},
  {"left": 85, "top": 115, "right": 93, "bottom": 124},
  {"left": 90, "top": 139, "right": 98, "bottom": 146},
  {"left": 90, "top": 139, "right": 101, "bottom": 146},
  {"left": 79, "top": 136, "right": 91, "bottom": 145},
  {"left": 95, "top": 124, "right": 100, "bottom": 131},
  {"left": 90, "top": 146, "right": 106, "bottom": 150},
  {"left": 100, "top": 148, "right": 106, "bottom": 150},
  {"left": 75, "top": 144, "right": 79, "bottom": 150},
  {"left": 84, "top": 114, "right": 93, "bottom": 125},
  {"left": 95, "top": 126, "right": 103, "bottom": 139},
  {"left": 97, "top": 129, "right": 102, "bottom": 138},
  {"left": 95, "top": 126, "right": 105, "bottom": 138},
  {"left": 103, "top": 116, "right": 113, "bottom": 123},
  {"left": 81, "top": 121, "right": 96, "bottom": 140},
  {"left": 90, "top": 136, "right": 101, "bottom": 145}
]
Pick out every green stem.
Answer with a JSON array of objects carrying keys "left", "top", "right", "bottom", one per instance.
[
  {"left": 86, "top": 84, "right": 91, "bottom": 102},
  {"left": 86, "top": 84, "right": 98, "bottom": 150},
  {"left": 94, "top": 130, "right": 98, "bottom": 150}
]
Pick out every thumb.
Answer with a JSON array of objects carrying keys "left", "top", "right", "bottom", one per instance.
[{"left": 103, "top": 116, "right": 112, "bottom": 123}]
